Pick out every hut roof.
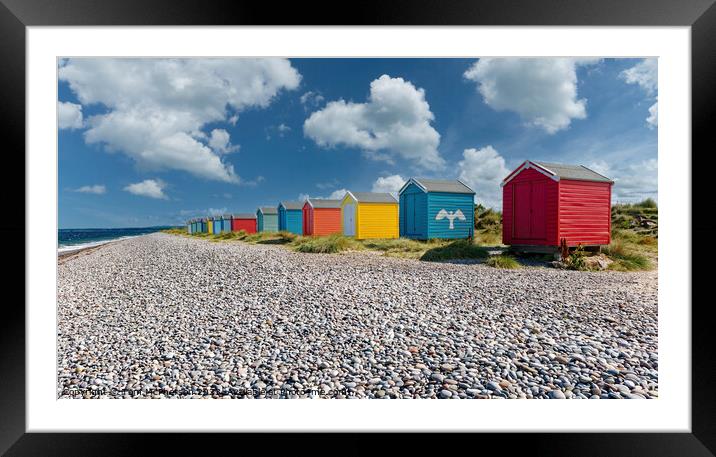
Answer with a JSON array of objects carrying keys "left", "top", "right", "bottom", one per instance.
[
  {"left": 258, "top": 206, "right": 278, "bottom": 215},
  {"left": 534, "top": 162, "right": 613, "bottom": 183},
  {"left": 280, "top": 201, "right": 304, "bottom": 210},
  {"left": 306, "top": 198, "right": 342, "bottom": 208},
  {"left": 232, "top": 213, "right": 257, "bottom": 219},
  {"left": 345, "top": 191, "right": 398, "bottom": 203},
  {"left": 401, "top": 178, "right": 475, "bottom": 194}
]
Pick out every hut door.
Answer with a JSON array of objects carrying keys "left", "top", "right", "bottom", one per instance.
[
  {"left": 405, "top": 194, "right": 417, "bottom": 235},
  {"left": 344, "top": 203, "right": 355, "bottom": 236},
  {"left": 514, "top": 182, "right": 531, "bottom": 239},
  {"left": 530, "top": 182, "right": 546, "bottom": 240},
  {"left": 513, "top": 181, "right": 546, "bottom": 240}
]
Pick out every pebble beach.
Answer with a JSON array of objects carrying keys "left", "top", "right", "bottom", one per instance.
[{"left": 57, "top": 233, "right": 658, "bottom": 399}]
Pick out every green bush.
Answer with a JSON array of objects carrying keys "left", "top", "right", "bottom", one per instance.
[
  {"left": 636, "top": 198, "right": 657, "bottom": 208},
  {"left": 485, "top": 255, "right": 521, "bottom": 269}
]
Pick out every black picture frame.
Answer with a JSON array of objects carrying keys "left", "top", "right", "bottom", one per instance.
[{"left": 2, "top": 0, "right": 713, "bottom": 454}]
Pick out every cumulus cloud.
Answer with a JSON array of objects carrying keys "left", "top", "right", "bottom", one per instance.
[
  {"left": 646, "top": 102, "right": 658, "bottom": 128},
  {"left": 124, "top": 179, "right": 168, "bottom": 199},
  {"left": 208, "top": 207, "right": 227, "bottom": 216},
  {"left": 620, "top": 58, "right": 658, "bottom": 128},
  {"left": 208, "top": 129, "right": 238, "bottom": 154},
  {"left": 457, "top": 146, "right": 510, "bottom": 209},
  {"left": 74, "top": 184, "right": 106, "bottom": 194},
  {"left": 371, "top": 174, "right": 405, "bottom": 197},
  {"left": 588, "top": 158, "right": 657, "bottom": 202},
  {"left": 59, "top": 58, "right": 301, "bottom": 182},
  {"left": 58, "top": 101, "right": 83, "bottom": 129},
  {"left": 299, "top": 188, "right": 348, "bottom": 202},
  {"left": 620, "top": 58, "right": 657, "bottom": 95},
  {"left": 304, "top": 74, "right": 444, "bottom": 169},
  {"left": 463, "top": 58, "right": 599, "bottom": 134},
  {"left": 300, "top": 91, "right": 325, "bottom": 109}
]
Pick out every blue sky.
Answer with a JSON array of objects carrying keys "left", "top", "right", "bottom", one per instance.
[{"left": 58, "top": 57, "right": 657, "bottom": 229}]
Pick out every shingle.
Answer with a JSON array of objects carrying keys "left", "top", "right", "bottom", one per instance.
[
  {"left": 307, "top": 198, "right": 342, "bottom": 208},
  {"left": 535, "top": 162, "right": 613, "bottom": 183},
  {"left": 348, "top": 192, "right": 398, "bottom": 203},
  {"left": 280, "top": 201, "right": 304, "bottom": 210},
  {"left": 258, "top": 206, "right": 278, "bottom": 215},
  {"left": 232, "top": 213, "right": 257, "bottom": 219},
  {"left": 412, "top": 178, "right": 475, "bottom": 194}
]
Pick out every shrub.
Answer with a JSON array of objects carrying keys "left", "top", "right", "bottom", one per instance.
[
  {"left": 636, "top": 198, "right": 657, "bottom": 208},
  {"left": 485, "top": 255, "right": 521, "bottom": 269}
]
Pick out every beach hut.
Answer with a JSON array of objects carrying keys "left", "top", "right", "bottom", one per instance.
[
  {"left": 398, "top": 178, "right": 475, "bottom": 240},
  {"left": 341, "top": 192, "right": 399, "bottom": 239},
  {"left": 198, "top": 218, "right": 207, "bottom": 233},
  {"left": 231, "top": 213, "right": 257, "bottom": 233},
  {"left": 221, "top": 214, "right": 233, "bottom": 233},
  {"left": 501, "top": 161, "right": 613, "bottom": 248},
  {"left": 303, "top": 199, "right": 342, "bottom": 236},
  {"left": 257, "top": 207, "right": 279, "bottom": 232},
  {"left": 278, "top": 201, "right": 304, "bottom": 235},
  {"left": 187, "top": 220, "right": 193, "bottom": 234},
  {"left": 207, "top": 217, "right": 214, "bottom": 234}
]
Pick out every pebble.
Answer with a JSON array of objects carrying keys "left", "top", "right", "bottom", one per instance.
[{"left": 56, "top": 233, "right": 659, "bottom": 399}]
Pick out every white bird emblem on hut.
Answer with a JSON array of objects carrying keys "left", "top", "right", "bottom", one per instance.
[{"left": 435, "top": 209, "right": 466, "bottom": 229}]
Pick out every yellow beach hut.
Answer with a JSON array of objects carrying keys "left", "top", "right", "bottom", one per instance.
[
  {"left": 207, "top": 217, "right": 214, "bottom": 235},
  {"left": 341, "top": 191, "right": 399, "bottom": 239}
]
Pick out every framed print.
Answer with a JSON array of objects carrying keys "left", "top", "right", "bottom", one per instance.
[{"left": 3, "top": 0, "right": 715, "bottom": 454}]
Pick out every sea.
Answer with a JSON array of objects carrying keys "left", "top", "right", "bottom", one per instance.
[{"left": 58, "top": 227, "right": 175, "bottom": 253}]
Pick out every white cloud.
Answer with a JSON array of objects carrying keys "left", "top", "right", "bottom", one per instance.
[
  {"left": 299, "top": 188, "right": 348, "bottom": 202},
  {"left": 300, "top": 91, "right": 325, "bottom": 109},
  {"left": 124, "top": 179, "right": 168, "bottom": 199},
  {"left": 208, "top": 128, "right": 238, "bottom": 154},
  {"left": 620, "top": 58, "right": 657, "bottom": 95},
  {"left": 620, "top": 59, "right": 658, "bottom": 128},
  {"left": 588, "top": 159, "right": 658, "bottom": 203},
  {"left": 74, "top": 184, "right": 106, "bottom": 194},
  {"left": 327, "top": 188, "right": 348, "bottom": 200},
  {"left": 208, "top": 207, "right": 227, "bottom": 216},
  {"left": 277, "top": 123, "right": 291, "bottom": 134},
  {"left": 463, "top": 58, "right": 599, "bottom": 134},
  {"left": 58, "top": 101, "right": 83, "bottom": 129},
  {"left": 646, "top": 101, "right": 658, "bottom": 129},
  {"left": 59, "top": 58, "right": 301, "bottom": 182},
  {"left": 371, "top": 174, "right": 405, "bottom": 197},
  {"left": 304, "top": 74, "right": 444, "bottom": 169},
  {"left": 457, "top": 146, "right": 510, "bottom": 209}
]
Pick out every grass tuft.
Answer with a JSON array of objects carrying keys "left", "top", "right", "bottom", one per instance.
[
  {"left": 485, "top": 255, "right": 521, "bottom": 269},
  {"left": 292, "top": 234, "right": 361, "bottom": 253},
  {"left": 420, "top": 239, "right": 489, "bottom": 262}
]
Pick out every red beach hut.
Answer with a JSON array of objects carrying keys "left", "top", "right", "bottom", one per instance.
[
  {"left": 302, "top": 199, "right": 342, "bottom": 236},
  {"left": 231, "top": 213, "right": 257, "bottom": 233},
  {"left": 501, "top": 161, "right": 613, "bottom": 249}
]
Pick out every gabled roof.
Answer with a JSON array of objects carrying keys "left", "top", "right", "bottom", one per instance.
[
  {"left": 257, "top": 206, "right": 278, "bottom": 215},
  {"left": 222, "top": 214, "right": 232, "bottom": 219},
  {"left": 344, "top": 191, "right": 398, "bottom": 203},
  {"left": 279, "top": 201, "right": 304, "bottom": 210},
  {"left": 232, "top": 213, "right": 257, "bottom": 219},
  {"left": 399, "top": 178, "right": 475, "bottom": 195},
  {"left": 306, "top": 198, "right": 342, "bottom": 209},
  {"left": 501, "top": 160, "right": 613, "bottom": 186}
]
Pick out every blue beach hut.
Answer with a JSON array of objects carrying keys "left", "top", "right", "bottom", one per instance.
[
  {"left": 278, "top": 201, "right": 304, "bottom": 235},
  {"left": 257, "top": 207, "right": 279, "bottom": 232},
  {"left": 398, "top": 178, "right": 476, "bottom": 240},
  {"left": 200, "top": 218, "right": 208, "bottom": 233},
  {"left": 213, "top": 216, "right": 222, "bottom": 235},
  {"left": 221, "top": 214, "right": 232, "bottom": 233},
  {"left": 187, "top": 220, "right": 193, "bottom": 234}
]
